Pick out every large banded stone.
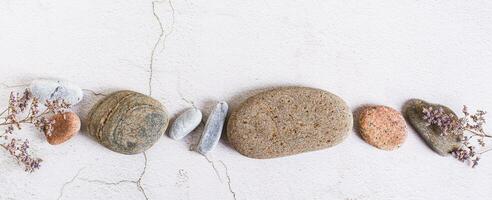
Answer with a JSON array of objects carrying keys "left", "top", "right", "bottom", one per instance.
[{"left": 87, "top": 90, "right": 169, "bottom": 155}]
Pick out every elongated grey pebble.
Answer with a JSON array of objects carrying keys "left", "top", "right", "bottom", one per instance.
[
  {"left": 169, "top": 108, "right": 203, "bottom": 140},
  {"left": 30, "top": 79, "right": 83, "bottom": 105},
  {"left": 197, "top": 101, "right": 229, "bottom": 154}
]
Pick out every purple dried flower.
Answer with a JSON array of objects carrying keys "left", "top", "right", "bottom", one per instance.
[
  {"left": 0, "top": 88, "right": 73, "bottom": 172},
  {"left": 452, "top": 144, "right": 480, "bottom": 168},
  {"left": 424, "top": 105, "right": 491, "bottom": 168},
  {"left": 17, "top": 89, "right": 32, "bottom": 112},
  {"left": 33, "top": 116, "right": 55, "bottom": 136},
  {"left": 422, "top": 106, "right": 457, "bottom": 135},
  {"left": 1, "top": 138, "right": 42, "bottom": 172}
]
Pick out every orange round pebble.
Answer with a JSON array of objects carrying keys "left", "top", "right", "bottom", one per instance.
[
  {"left": 358, "top": 106, "right": 407, "bottom": 151},
  {"left": 46, "top": 112, "right": 81, "bottom": 145}
]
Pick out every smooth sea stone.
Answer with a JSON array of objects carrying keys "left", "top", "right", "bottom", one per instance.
[
  {"left": 30, "top": 79, "right": 83, "bottom": 105},
  {"left": 46, "top": 112, "right": 81, "bottom": 145},
  {"left": 87, "top": 90, "right": 169, "bottom": 155},
  {"left": 403, "top": 99, "right": 461, "bottom": 156},
  {"left": 169, "top": 108, "right": 203, "bottom": 140},
  {"left": 358, "top": 106, "right": 407, "bottom": 151},
  {"left": 227, "top": 87, "right": 353, "bottom": 159},
  {"left": 197, "top": 102, "right": 228, "bottom": 155}
]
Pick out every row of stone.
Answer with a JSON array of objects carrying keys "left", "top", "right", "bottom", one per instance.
[
  {"left": 357, "top": 100, "right": 460, "bottom": 156},
  {"left": 30, "top": 80, "right": 459, "bottom": 158},
  {"left": 29, "top": 79, "right": 230, "bottom": 155},
  {"left": 177, "top": 87, "right": 458, "bottom": 158},
  {"left": 227, "top": 87, "right": 460, "bottom": 158},
  {"left": 85, "top": 90, "right": 230, "bottom": 155}
]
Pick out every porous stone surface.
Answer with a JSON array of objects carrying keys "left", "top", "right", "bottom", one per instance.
[
  {"left": 197, "top": 101, "right": 229, "bottom": 154},
  {"left": 30, "top": 79, "right": 83, "bottom": 105},
  {"left": 227, "top": 87, "right": 353, "bottom": 159},
  {"left": 46, "top": 112, "right": 81, "bottom": 145},
  {"left": 404, "top": 99, "right": 461, "bottom": 156},
  {"left": 87, "top": 90, "right": 169, "bottom": 155},
  {"left": 169, "top": 107, "right": 202, "bottom": 140},
  {"left": 358, "top": 106, "right": 407, "bottom": 150}
]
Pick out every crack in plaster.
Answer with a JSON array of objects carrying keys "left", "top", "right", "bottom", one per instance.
[
  {"left": 0, "top": 83, "right": 28, "bottom": 89},
  {"left": 137, "top": 152, "right": 150, "bottom": 200},
  {"left": 57, "top": 168, "right": 84, "bottom": 200},
  {"left": 201, "top": 155, "right": 239, "bottom": 200},
  {"left": 82, "top": 89, "right": 107, "bottom": 97},
  {"left": 158, "top": 0, "right": 175, "bottom": 55},
  {"left": 68, "top": 153, "right": 149, "bottom": 200},
  {"left": 76, "top": 176, "right": 149, "bottom": 199},
  {"left": 219, "top": 160, "right": 238, "bottom": 200},
  {"left": 78, "top": 178, "right": 136, "bottom": 186},
  {"left": 176, "top": 71, "right": 196, "bottom": 107},
  {"left": 203, "top": 155, "right": 223, "bottom": 182},
  {"left": 148, "top": 0, "right": 175, "bottom": 96}
]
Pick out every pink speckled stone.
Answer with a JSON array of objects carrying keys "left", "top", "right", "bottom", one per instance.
[{"left": 359, "top": 106, "right": 407, "bottom": 151}]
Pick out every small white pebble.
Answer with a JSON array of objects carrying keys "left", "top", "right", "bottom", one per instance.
[
  {"left": 30, "top": 79, "right": 83, "bottom": 105},
  {"left": 169, "top": 108, "right": 202, "bottom": 140}
]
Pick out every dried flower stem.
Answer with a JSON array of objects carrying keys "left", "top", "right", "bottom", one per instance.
[
  {"left": 0, "top": 108, "right": 8, "bottom": 117},
  {"left": 480, "top": 148, "right": 492, "bottom": 154},
  {"left": 463, "top": 128, "right": 492, "bottom": 138},
  {"left": 0, "top": 89, "right": 72, "bottom": 172},
  {"left": 0, "top": 109, "right": 50, "bottom": 126},
  {"left": 0, "top": 139, "right": 42, "bottom": 172},
  {"left": 423, "top": 105, "right": 491, "bottom": 168}
]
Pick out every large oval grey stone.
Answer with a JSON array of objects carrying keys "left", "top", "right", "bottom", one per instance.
[
  {"left": 403, "top": 99, "right": 461, "bottom": 156},
  {"left": 87, "top": 90, "right": 169, "bottom": 155},
  {"left": 227, "top": 87, "right": 353, "bottom": 159}
]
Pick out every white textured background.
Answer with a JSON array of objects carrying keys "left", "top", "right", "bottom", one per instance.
[{"left": 1, "top": 0, "right": 492, "bottom": 199}]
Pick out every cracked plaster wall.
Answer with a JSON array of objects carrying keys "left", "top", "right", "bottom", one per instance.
[{"left": 1, "top": 0, "right": 492, "bottom": 199}]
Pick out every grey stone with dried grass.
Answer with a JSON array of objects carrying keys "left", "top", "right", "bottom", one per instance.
[{"left": 403, "top": 99, "right": 461, "bottom": 156}]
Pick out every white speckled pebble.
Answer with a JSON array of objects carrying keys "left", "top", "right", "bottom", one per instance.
[
  {"left": 30, "top": 79, "right": 83, "bottom": 105},
  {"left": 169, "top": 108, "right": 203, "bottom": 140},
  {"left": 197, "top": 101, "right": 229, "bottom": 154}
]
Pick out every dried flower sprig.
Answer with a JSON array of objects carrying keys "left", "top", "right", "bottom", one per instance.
[
  {"left": 0, "top": 139, "right": 42, "bottom": 173},
  {"left": 422, "top": 107, "right": 456, "bottom": 135},
  {"left": 422, "top": 105, "right": 491, "bottom": 167},
  {"left": 0, "top": 89, "right": 72, "bottom": 172}
]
